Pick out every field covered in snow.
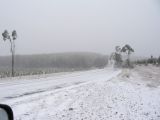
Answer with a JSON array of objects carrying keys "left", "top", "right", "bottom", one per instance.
[{"left": 0, "top": 65, "right": 160, "bottom": 120}]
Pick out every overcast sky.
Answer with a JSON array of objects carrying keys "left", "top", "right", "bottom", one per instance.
[{"left": 0, "top": 0, "right": 160, "bottom": 57}]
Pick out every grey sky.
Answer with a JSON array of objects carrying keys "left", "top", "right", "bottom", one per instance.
[{"left": 0, "top": 0, "right": 160, "bottom": 57}]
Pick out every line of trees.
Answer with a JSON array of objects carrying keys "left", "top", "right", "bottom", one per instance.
[
  {"left": 135, "top": 55, "right": 160, "bottom": 66},
  {"left": 0, "top": 53, "right": 108, "bottom": 78}
]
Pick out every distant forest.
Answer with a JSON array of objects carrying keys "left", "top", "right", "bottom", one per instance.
[{"left": 0, "top": 52, "right": 108, "bottom": 77}]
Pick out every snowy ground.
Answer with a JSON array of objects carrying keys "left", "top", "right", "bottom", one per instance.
[{"left": 0, "top": 65, "right": 160, "bottom": 120}]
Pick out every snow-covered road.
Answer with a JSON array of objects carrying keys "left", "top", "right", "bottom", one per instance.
[
  {"left": 1, "top": 66, "right": 160, "bottom": 120},
  {"left": 0, "top": 68, "right": 120, "bottom": 102}
]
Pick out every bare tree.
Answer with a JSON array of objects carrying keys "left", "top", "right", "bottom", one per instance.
[
  {"left": 114, "top": 46, "right": 123, "bottom": 67},
  {"left": 115, "top": 46, "right": 121, "bottom": 54},
  {"left": 158, "top": 56, "right": 160, "bottom": 66},
  {"left": 121, "top": 44, "right": 134, "bottom": 67},
  {"left": 109, "top": 46, "right": 123, "bottom": 68},
  {"left": 2, "top": 30, "right": 17, "bottom": 77}
]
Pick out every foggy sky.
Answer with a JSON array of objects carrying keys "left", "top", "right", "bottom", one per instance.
[{"left": 0, "top": 0, "right": 160, "bottom": 57}]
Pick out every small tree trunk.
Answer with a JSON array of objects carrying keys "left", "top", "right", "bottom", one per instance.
[
  {"left": 10, "top": 39, "right": 15, "bottom": 77},
  {"left": 12, "top": 51, "right": 14, "bottom": 77},
  {"left": 128, "top": 51, "right": 130, "bottom": 67}
]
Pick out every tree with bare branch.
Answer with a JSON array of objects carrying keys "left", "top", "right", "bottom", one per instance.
[
  {"left": 2, "top": 30, "right": 17, "bottom": 77},
  {"left": 121, "top": 44, "right": 134, "bottom": 67}
]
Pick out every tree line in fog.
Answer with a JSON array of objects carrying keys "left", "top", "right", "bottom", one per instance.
[{"left": 0, "top": 52, "right": 108, "bottom": 77}]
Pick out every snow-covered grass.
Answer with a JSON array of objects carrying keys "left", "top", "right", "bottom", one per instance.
[{"left": 0, "top": 66, "right": 160, "bottom": 120}]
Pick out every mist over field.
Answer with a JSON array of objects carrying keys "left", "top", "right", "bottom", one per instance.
[{"left": 0, "top": 52, "right": 108, "bottom": 77}]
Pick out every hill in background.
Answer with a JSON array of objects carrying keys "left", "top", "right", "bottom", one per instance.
[{"left": 0, "top": 52, "right": 108, "bottom": 77}]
